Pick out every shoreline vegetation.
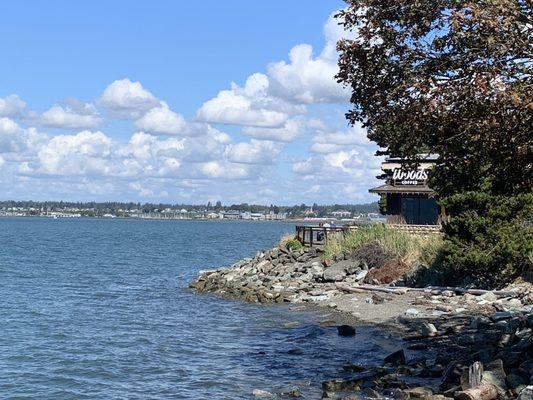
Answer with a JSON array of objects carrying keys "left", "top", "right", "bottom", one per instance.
[{"left": 191, "top": 228, "right": 532, "bottom": 399}]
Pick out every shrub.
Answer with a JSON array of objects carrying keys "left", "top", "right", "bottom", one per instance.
[
  {"left": 439, "top": 192, "right": 533, "bottom": 288},
  {"left": 279, "top": 234, "right": 303, "bottom": 251},
  {"left": 323, "top": 224, "right": 444, "bottom": 282}
]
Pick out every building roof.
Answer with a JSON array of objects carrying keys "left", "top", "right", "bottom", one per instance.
[{"left": 369, "top": 184, "right": 436, "bottom": 196}]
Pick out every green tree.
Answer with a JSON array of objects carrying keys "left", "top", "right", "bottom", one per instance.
[
  {"left": 336, "top": 0, "right": 533, "bottom": 287},
  {"left": 336, "top": 0, "right": 531, "bottom": 196}
]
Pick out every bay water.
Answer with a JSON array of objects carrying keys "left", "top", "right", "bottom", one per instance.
[{"left": 0, "top": 218, "right": 397, "bottom": 399}]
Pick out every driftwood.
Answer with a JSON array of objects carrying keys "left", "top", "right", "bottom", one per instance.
[
  {"left": 456, "top": 384, "right": 497, "bottom": 400},
  {"left": 335, "top": 283, "right": 406, "bottom": 295},
  {"left": 468, "top": 362, "right": 484, "bottom": 389},
  {"left": 335, "top": 283, "right": 518, "bottom": 298}
]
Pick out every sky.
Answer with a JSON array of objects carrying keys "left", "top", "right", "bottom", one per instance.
[{"left": 0, "top": 1, "right": 382, "bottom": 205}]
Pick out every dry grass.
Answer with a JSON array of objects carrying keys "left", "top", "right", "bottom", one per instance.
[{"left": 324, "top": 224, "right": 444, "bottom": 277}]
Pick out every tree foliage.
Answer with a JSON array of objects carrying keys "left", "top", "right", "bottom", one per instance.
[
  {"left": 336, "top": 0, "right": 533, "bottom": 287},
  {"left": 440, "top": 192, "right": 533, "bottom": 288},
  {"left": 336, "top": 0, "right": 532, "bottom": 196}
]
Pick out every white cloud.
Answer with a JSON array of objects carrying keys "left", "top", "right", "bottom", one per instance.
[
  {"left": 0, "top": 95, "right": 26, "bottom": 117},
  {"left": 0, "top": 118, "right": 47, "bottom": 157},
  {"left": 35, "top": 130, "right": 118, "bottom": 176},
  {"left": 134, "top": 103, "right": 187, "bottom": 135},
  {"left": 197, "top": 73, "right": 294, "bottom": 128},
  {"left": 201, "top": 161, "right": 250, "bottom": 180},
  {"left": 310, "top": 122, "right": 372, "bottom": 153},
  {"left": 40, "top": 102, "right": 103, "bottom": 129},
  {"left": 242, "top": 118, "right": 302, "bottom": 142},
  {"left": 225, "top": 140, "right": 281, "bottom": 165},
  {"left": 98, "top": 78, "right": 161, "bottom": 119},
  {"left": 266, "top": 13, "right": 350, "bottom": 104}
]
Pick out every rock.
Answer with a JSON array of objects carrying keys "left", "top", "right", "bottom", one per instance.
[
  {"left": 363, "top": 387, "right": 380, "bottom": 398},
  {"left": 322, "top": 378, "right": 361, "bottom": 393},
  {"left": 287, "top": 348, "right": 304, "bottom": 355},
  {"left": 480, "top": 291, "right": 498, "bottom": 302},
  {"left": 372, "top": 294, "right": 385, "bottom": 304},
  {"left": 403, "top": 387, "right": 433, "bottom": 399},
  {"left": 252, "top": 389, "right": 274, "bottom": 398},
  {"left": 507, "top": 298, "right": 523, "bottom": 308},
  {"left": 343, "top": 363, "right": 366, "bottom": 372},
  {"left": 282, "top": 321, "right": 300, "bottom": 328},
  {"left": 481, "top": 359, "right": 507, "bottom": 394},
  {"left": 337, "top": 325, "right": 356, "bottom": 337},
  {"left": 323, "top": 261, "right": 349, "bottom": 282},
  {"left": 507, "top": 374, "right": 527, "bottom": 389},
  {"left": 436, "top": 305, "right": 453, "bottom": 312},
  {"left": 385, "top": 350, "right": 406, "bottom": 366},
  {"left": 490, "top": 311, "right": 512, "bottom": 322},
  {"left": 518, "top": 386, "right": 533, "bottom": 400},
  {"left": 519, "top": 359, "right": 533, "bottom": 376},
  {"left": 418, "top": 322, "right": 438, "bottom": 337},
  {"left": 280, "top": 387, "right": 301, "bottom": 397},
  {"left": 354, "top": 270, "right": 368, "bottom": 282},
  {"left": 405, "top": 308, "right": 420, "bottom": 317}
]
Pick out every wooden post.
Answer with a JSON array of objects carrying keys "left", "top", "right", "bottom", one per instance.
[{"left": 310, "top": 227, "right": 313, "bottom": 247}]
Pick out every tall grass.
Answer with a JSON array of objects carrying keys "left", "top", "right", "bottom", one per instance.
[{"left": 324, "top": 224, "right": 443, "bottom": 267}]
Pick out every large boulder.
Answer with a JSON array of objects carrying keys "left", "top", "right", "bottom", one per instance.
[{"left": 322, "top": 260, "right": 360, "bottom": 282}]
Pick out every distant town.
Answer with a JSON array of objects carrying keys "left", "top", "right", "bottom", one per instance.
[{"left": 0, "top": 200, "right": 381, "bottom": 222}]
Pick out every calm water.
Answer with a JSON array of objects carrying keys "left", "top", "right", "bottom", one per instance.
[{"left": 0, "top": 218, "right": 397, "bottom": 399}]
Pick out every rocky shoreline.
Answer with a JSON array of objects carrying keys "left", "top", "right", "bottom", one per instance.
[{"left": 190, "top": 245, "right": 533, "bottom": 399}]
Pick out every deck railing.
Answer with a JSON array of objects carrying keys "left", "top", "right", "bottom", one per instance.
[{"left": 295, "top": 223, "right": 441, "bottom": 247}]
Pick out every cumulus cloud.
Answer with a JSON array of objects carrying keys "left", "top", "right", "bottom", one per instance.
[
  {"left": 197, "top": 73, "right": 299, "bottom": 128},
  {"left": 266, "top": 13, "right": 350, "bottom": 104},
  {"left": 40, "top": 101, "right": 103, "bottom": 129},
  {"left": 225, "top": 139, "right": 281, "bottom": 165},
  {"left": 0, "top": 117, "right": 47, "bottom": 157},
  {"left": 35, "top": 130, "right": 119, "bottom": 176},
  {"left": 98, "top": 78, "right": 161, "bottom": 119},
  {"left": 134, "top": 103, "right": 187, "bottom": 135},
  {"left": 0, "top": 95, "right": 26, "bottom": 117}
]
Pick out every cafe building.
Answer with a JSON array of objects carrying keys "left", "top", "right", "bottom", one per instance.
[{"left": 369, "top": 154, "right": 441, "bottom": 225}]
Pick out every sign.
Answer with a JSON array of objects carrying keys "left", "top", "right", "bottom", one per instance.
[{"left": 392, "top": 168, "right": 428, "bottom": 185}]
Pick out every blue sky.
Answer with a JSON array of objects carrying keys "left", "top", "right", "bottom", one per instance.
[{"left": 0, "top": 1, "right": 382, "bottom": 205}]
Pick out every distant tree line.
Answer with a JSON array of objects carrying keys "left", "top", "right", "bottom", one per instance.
[{"left": 0, "top": 200, "right": 378, "bottom": 217}]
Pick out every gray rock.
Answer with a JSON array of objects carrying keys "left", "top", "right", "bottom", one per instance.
[
  {"left": 481, "top": 359, "right": 507, "bottom": 394},
  {"left": 507, "top": 374, "right": 527, "bottom": 389},
  {"left": 384, "top": 349, "right": 406, "bottom": 366},
  {"left": 252, "top": 389, "right": 274, "bottom": 398},
  {"left": 322, "top": 261, "right": 351, "bottom": 282},
  {"left": 518, "top": 386, "right": 533, "bottom": 400},
  {"left": 354, "top": 269, "right": 368, "bottom": 282},
  {"left": 480, "top": 291, "right": 498, "bottom": 302},
  {"left": 418, "top": 322, "right": 438, "bottom": 337},
  {"left": 405, "top": 308, "right": 420, "bottom": 317},
  {"left": 491, "top": 311, "right": 513, "bottom": 322}
]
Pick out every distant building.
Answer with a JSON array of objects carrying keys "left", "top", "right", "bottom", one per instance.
[
  {"left": 222, "top": 210, "right": 241, "bottom": 220},
  {"left": 331, "top": 210, "right": 351, "bottom": 219}
]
